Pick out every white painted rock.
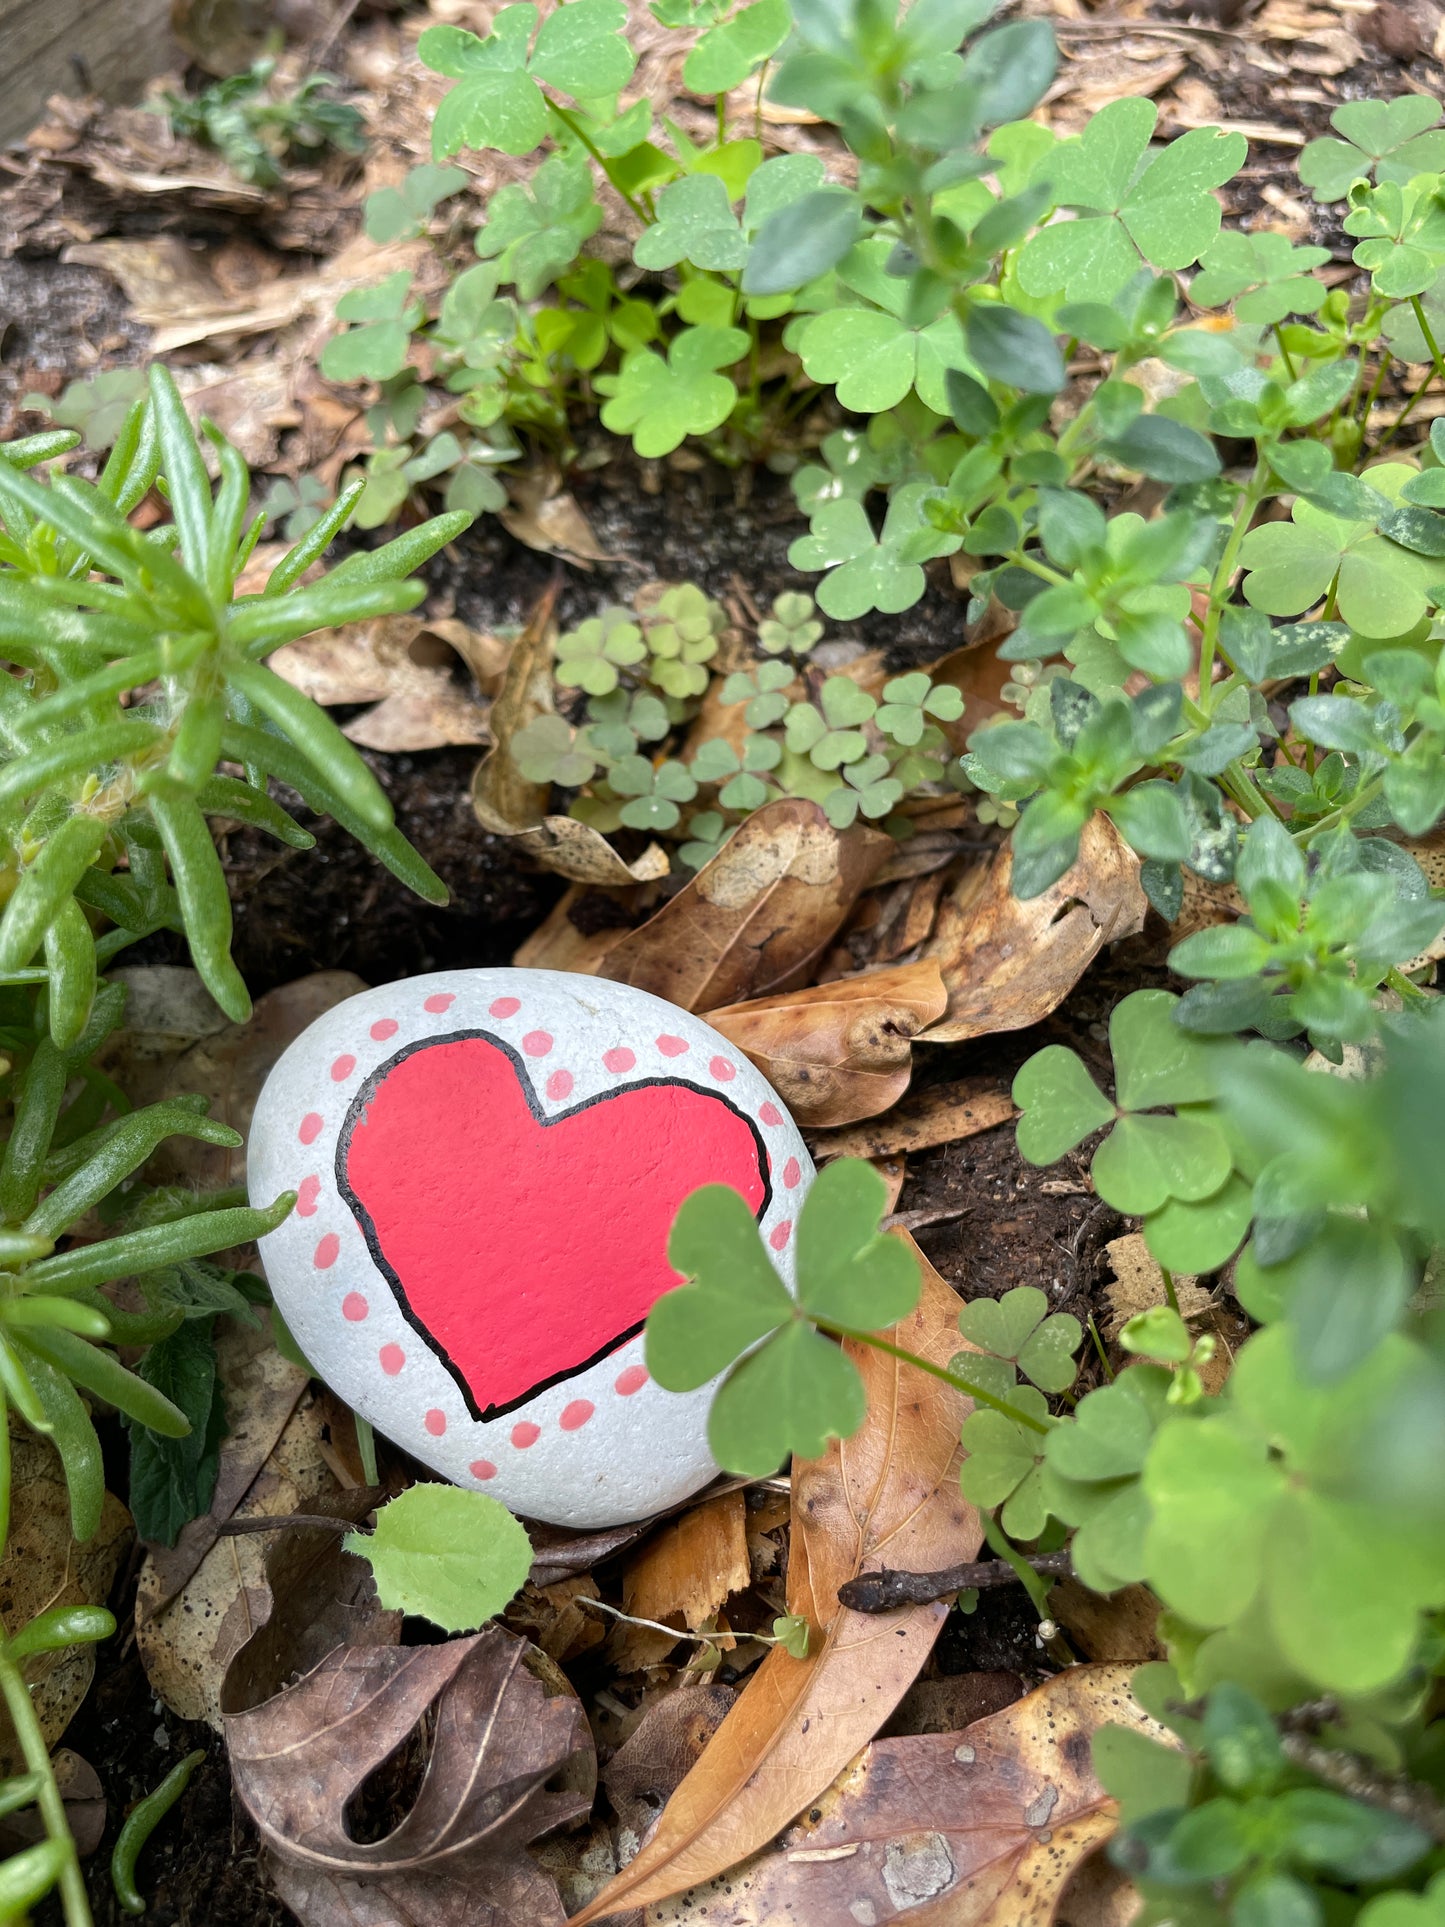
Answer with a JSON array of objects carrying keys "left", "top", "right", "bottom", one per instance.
[{"left": 247, "top": 968, "right": 814, "bottom": 1527}]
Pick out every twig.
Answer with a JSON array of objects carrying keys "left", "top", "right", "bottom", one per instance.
[
  {"left": 1278, "top": 1703, "right": 1445, "bottom": 1843},
  {"left": 838, "top": 1550, "right": 1072, "bottom": 1613},
  {"left": 215, "top": 1512, "right": 357, "bottom": 1536}
]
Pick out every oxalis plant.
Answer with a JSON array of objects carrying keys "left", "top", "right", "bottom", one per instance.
[{"left": 0, "top": 369, "right": 464, "bottom": 1924}]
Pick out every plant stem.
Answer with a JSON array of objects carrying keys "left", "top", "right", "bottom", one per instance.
[
  {"left": 1410, "top": 296, "right": 1445, "bottom": 393},
  {"left": 1273, "top": 324, "right": 1297, "bottom": 382},
  {"left": 815, "top": 1320, "right": 1051, "bottom": 1434},
  {"left": 1197, "top": 457, "right": 1270, "bottom": 710},
  {"left": 1159, "top": 1266, "right": 1180, "bottom": 1315},
  {"left": 0, "top": 1652, "right": 90, "bottom": 1926},
  {"left": 544, "top": 98, "right": 650, "bottom": 223},
  {"left": 982, "top": 1512, "right": 1055, "bottom": 1617}
]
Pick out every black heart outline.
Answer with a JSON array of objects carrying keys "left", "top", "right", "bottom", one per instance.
[{"left": 336, "top": 1027, "right": 773, "bottom": 1422}]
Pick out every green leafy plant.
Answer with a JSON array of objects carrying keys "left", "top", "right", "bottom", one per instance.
[
  {"left": 345, "top": 1485, "right": 534, "bottom": 1631},
  {"left": 161, "top": 59, "right": 364, "bottom": 187}
]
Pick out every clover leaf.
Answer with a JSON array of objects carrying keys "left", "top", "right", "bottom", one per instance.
[
  {"left": 364, "top": 162, "right": 469, "bottom": 243},
  {"left": 1239, "top": 463, "right": 1442, "bottom": 639},
  {"left": 1298, "top": 95, "right": 1445, "bottom": 204},
  {"left": 790, "top": 484, "right": 952, "bottom": 620},
  {"left": 791, "top": 424, "right": 908, "bottom": 515},
  {"left": 1017, "top": 99, "right": 1246, "bottom": 302},
  {"left": 421, "top": 1, "right": 638, "bottom": 158},
  {"left": 875, "top": 671, "right": 965, "bottom": 746},
  {"left": 634, "top": 173, "right": 747, "bottom": 272},
  {"left": 822, "top": 754, "right": 903, "bottom": 828},
  {"left": 1041, "top": 1364, "right": 1171, "bottom": 1591},
  {"left": 1189, "top": 231, "right": 1330, "bottom": 326},
  {"left": 683, "top": 0, "right": 790, "bottom": 93},
  {"left": 691, "top": 733, "right": 781, "bottom": 809},
  {"left": 609, "top": 754, "right": 698, "bottom": 830},
  {"left": 959, "top": 1387, "right": 1054, "bottom": 1539},
  {"left": 597, "top": 324, "right": 748, "bottom": 456},
  {"left": 510, "top": 714, "right": 599, "bottom": 786},
  {"left": 555, "top": 609, "right": 647, "bottom": 696},
  {"left": 758, "top": 591, "right": 824, "bottom": 657},
  {"left": 321, "top": 271, "right": 421, "bottom": 383},
  {"left": 791, "top": 239, "right": 977, "bottom": 414},
  {"left": 647, "top": 1157, "right": 921, "bottom": 1476},
  {"left": 784, "top": 675, "right": 877, "bottom": 769},
  {"left": 721, "top": 660, "right": 794, "bottom": 726},
  {"left": 957, "top": 1285, "right": 1084, "bottom": 1395},
  {"left": 473, "top": 152, "right": 603, "bottom": 299}
]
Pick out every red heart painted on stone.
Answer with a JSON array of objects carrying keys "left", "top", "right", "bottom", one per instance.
[{"left": 339, "top": 1032, "right": 768, "bottom": 1420}]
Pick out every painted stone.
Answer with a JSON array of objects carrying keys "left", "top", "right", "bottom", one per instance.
[{"left": 247, "top": 968, "right": 814, "bottom": 1527}]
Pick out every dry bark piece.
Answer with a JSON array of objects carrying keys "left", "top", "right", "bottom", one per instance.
[
  {"left": 645, "top": 1665, "right": 1160, "bottom": 1927},
  {"left": 810, "top": 1077, "right": 1016, "bottom": 1162},
  {"left": 625, "top": 1490, "right": 751, "bottom": 1635},
  {"left": 601, "top": 799, "right": 893, "bottom": 1013},
  {"left": 921, "top": 817, "right": 1147, "bottom": 1043},
  {"left": 0, "top": 1434, "right": 131, "bottom": 1773},
  {"left": 706, "top": 962, "right": 948, "bottom": 1128},
  {"left": 571, "top": 1246, "right": 980, "bottom": 1925},
  {"left": 227, "top": 1625, "right": 595, "bottom": 1927}
]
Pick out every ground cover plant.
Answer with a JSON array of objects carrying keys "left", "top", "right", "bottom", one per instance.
[{"left": 3, "top": 0, "right": 1445, "bottom": 1921}]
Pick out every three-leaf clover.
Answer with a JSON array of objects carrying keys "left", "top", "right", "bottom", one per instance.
[
  {"left": 321, "top": 272, "right": 421, "bottom": 384},
  {"left": 790, "top": 485, "right": 953, "bottom": 621},
  {"left": 1018, "top": 99, "right": 1246, "bottom": 302},
  {"left": 1041, "top": 1364, "right": 1172, "bottom": 1590},
  {"left": 597, "top": 325, "right": 748, "bottom": 456},
  {"left": 822, "top": 754, "right": 903, "bottom": 828},
  {"left": 511, "top": 714, "right": 599, "bottom": 786},
  {"left": 1298, "top": 95, "right": 1445, "bottom": 204},
  {"left": 420, "top": 1, "right": 638, "bottom": 158},
  {"left": 609, "top": 754, "right": 698, "bottom": 830},
  {"left": 1189, "top": 231, "right": 1330, "bottom": 326},
  {"left": 691, "top": 733, "right": 782, "bottom": 809},
  {"left": 875, "top": 671, "right": 965, "bottom": 746},
  {"left": 473, "top": 152, "right": 604, "bottom": 299},
  {"left": 956, "top": 1286, "right": 1084, "bottom": 1538},
  {"left": 758, "top": 591, "right": 823, "bottom": 657},
  {"left": 784, "top": 676, "right": 877, "bottom": 769},
  {"left": 364, "top": 162, "right": 468, "bottom": 242},
  {"left": 679, "top": 808, "right": 731, "bottom": 870},
  {"left": 634, "top": 173, "right": 747, "bottom": 272},
  {"left": 721, "top": 660, "right": 794, "bottom": 726},
  {"left": 1013, "top": 989, "right": 1250, "bottom": 1272},
  {"left": 791, "top": 239, "right": 977, "bottom": 414},
  {"left": 646, "top": 1157, "right": 921, "bottom": 1476},
  {"left": 683, "top": 0, "right": 790, "bottom": 93},
  {"left": 555, "top": 608, "right": 647, "bottom": 696}
]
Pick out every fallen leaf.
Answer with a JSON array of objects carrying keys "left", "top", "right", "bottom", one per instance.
[
  {"left": 506, "top": 1575, "right": 607, "bottom": 1664},
  {"left": 500, "top": 466, "right": 612, "bottom": 567},
  {"left": 527, "top": 1516, "right": 657, "bottom": 1588},
  {"left": 644, "top": 1664, "right": 1158, "bottom": 1926},
  {"left": 1101, "top": 1234, "right": 1208, "bottom": 1341},
  {"left": 512, "top": 885, "right": 643, "bottom": 975},
  {"left": 472, "top": 589, "right": 669, "bottom": 885},
  {"left": 626, "top": 1490, "right": 750, "bottom": 1635},
  {"left": 571, "top": 1246, "right": 980, "bottom": 1924},
  {"left": 0, "top": 1750, "right": 106, "bottom": 1860},
  {"left": 0, "top": 1431, "right": 131, "bottom": 1771},
  {"left": 1057, "top": 1846, "right": 1144, "bottom": 1927},
  {"left": 707, "top": 962, "right": 948, "bottom": 1127},
  {"left": 228, "top": 1625, "right": 596, "bottom": 1927},
  {"left": 601, "top": 799, "right": 893, "bottom": 1013},
  {"left": 884, "top": 1671, "right": 1023, "bottom": 1738},
  {"left": 604, "top": 1684, "right": 737, "bottom": 1864},
  {"left": 809, "top": 1078, "right": 1016, "bottom": 1162},
  {"left": 1050, "top": 1578, "right": 1165, "bottom": 1668},
  {"left": 271, "top": 613, "right": 504, "bottom": 753},
  {"left": 921, "top": 818, "right": 1146, "bottom": 1043}
]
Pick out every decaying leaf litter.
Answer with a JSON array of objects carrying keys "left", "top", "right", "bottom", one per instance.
[{"left": 2, "top": 0, "right": 1440, "bottom": 1921}]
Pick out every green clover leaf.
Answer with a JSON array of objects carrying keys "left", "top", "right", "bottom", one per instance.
[
  {"left": 758, "top": 591, "right": 824, "bottom": 657},
  {"left": 683, "top": 0, "right": 790, "bottom": 93},
  {"left": 647, "top": 1159, "right": 921, "bottom": 1476},
  {"left": 321, "top": 272, "right": 421, "bottom": 383},
  {"left": 1017, "top": 99, "right": 1246, "bottom": 302},
  {"left": 957, "top": 1285, "right": 1083, "bottom": 1395},
  {"left": 364, "top": 162, "right": 469, "bottom": 243},
  {"left": 1012, "top": 1044, "right": 1115, "bottom": 1163},
  {"left": 634, "top": 173, "right": 747, "bottom": 272},
  {"left": 555, "top": 609, "right": 647, "bottom": 696},
  {"left": 822, "top": 754, "right": 903, "bottom": 828},
  {"left": 1298, "top": 95, "right": 1445, "bottom": 204},
  {"left": 721, "top": 659, "right": 794, "bottom": 727},
  {"left": 597, "top": 324, "right": 748, "bottom": 456},
  {"left": 1042, "top": 1364, "right": 1172, "bottom": 1591},
  {"left": 792, "top": 240, "right": 977, "bottom": 413},
  {"left": 784, "top": 675, "right": 876, "bottom": 770},
  {"left": 789, "top": 485, "right": 949, "bottom": 620},
  {"left": 959, "top": 1388, "right": 1053, "bottom": 1539},
  {"left": 1189, "top": 231, "right": 1330, "bottom": 325},
  {"left": 473, "top": 152, "right": 603, "bottom": 299},
  {"left": 421, "top": 1, "right": 638, "bottom": 158},
  {"left": 1239, "top": 463, "right": 1441, "bottom": 639},
  {"left": 875, "top": 671, "right": 965, "bottom": 746},
  {"left": 644, "top": 584, "right": 725, "bottom": 663},
  {"left": 679, "top": 809, "right": 731, "bottom": 869},
  {"left": 510, "top": 714, "right": 600, "bottom": 786},
  {"left": 609, "top": 754, "right": 698, "bottom": 829}
]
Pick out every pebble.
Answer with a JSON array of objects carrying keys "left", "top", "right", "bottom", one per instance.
[{"left": 247, "top": 969, "right": 814, "bottom": 1526}]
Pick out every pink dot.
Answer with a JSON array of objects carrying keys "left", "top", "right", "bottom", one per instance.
[
  {"left": 370, "top": 1018, "right": 398, "bottom": 1041},
  {"left": 603, "top": 1047, "right": 636, "bottom": 1074},
  {"left": 380, "top": 1343, "right": 405, "bottom": 1375},
  {"left": 298, "top": 1112, "right": 323, "bottom": 1145},
  {"left": 560, "top": 1399, "right": 594, "bottom": 1431},
  {"left": 314, "top": 1233, "right": 340, "bottom": 1269},
  {"left": 759, "top": 1102, "right": 782, "bottom": 1127},
  {"left": 330, "top": 1054, "right": 356, "bottom": 1082},
  {"left": 470, "top": 1460, "right": 497, "bottom": 1480},
  {"left": 425, "top": 1409, "right": 447, "bottom": 1436},
  {"left": 657, "top": 1035, "right": 689, "bottom": 1057},
  {"left": 512, "top": 1421, "right": 541, "bottom": 1448},
  {"left": 342, "top": 1292, "right": 369, "bottom": 1322},
  {"left": 615, "top": 1365, "right": 648, "bottom": 1396},
  {"left": 523, "top": 1030, "right": 553, "bottom": 1057},
  {"left": 296, "top": 1175, "right": 321, "bottom": 1217},
  {"left": 769, "top": 1220, "right": 793, "bottom": 1251},
  {"left": 425, "top": 993, "right": 455, "bottom": 1014},
  {"left": 546, "top": 1069, "right": 574, "bottom": 1101},
  {"left": 490, "top": 996, "right": 520, "bottom": 1018},
  {"left": 783, "top": 1157, "right": 802, "bottom": 1189},
  {"left": 710, "top": 1056, "right": 736, "bottom": 1082}
]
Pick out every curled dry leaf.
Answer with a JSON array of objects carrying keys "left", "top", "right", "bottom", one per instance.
[
  {"left": 921, "top": 816, "right": 1146, "bottom": 1043},
  {"left": 601, "top": 799, "right": 893, "bottom": 1013},
  {"left": 0, "top": 1750, "right": 106, "bottom": 1861},
  {"left": 571, "top": 1246, "right": 979, "bottom": 1925},
  {"left": 707, "top": 961, "right": 948, "bottom": 1128},
  {"left": 472, "top": 589, "right": 669, "bottom": 885},
  {"left": 646, "top": 1665, "right": 1161, "bottom": 1927},
  {"left": 0, "top": 1432, "right": 131, "bottom": 1771},
  {"left": 499, "top": 465, "right": 612, "bottom": 566},
  {"left": 270, "top": 613, "right": 506, "bottom": 754},
  {"left": 227, "top": 1625, "right": 596, "bottom": 1927},
  {"left": 809, "top": 1077, "right": 1016, "bottom": 1163}
]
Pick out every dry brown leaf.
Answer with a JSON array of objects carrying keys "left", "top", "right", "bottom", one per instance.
[
  {"left": 644, "top": 1665, "right": 1157, "bottom": 1926},
  {"left": 604, "top": 1685, "right": 737, "bottom": 1864},
  {"left": 921, "top": 817, "right": 1146, "bottom": 1043},
  {"left": 506, "top": 1575, "right": 607, "bottom": 1664},
  {"left": 625, "top": 1490, "right": 750, "bottom": 1634},
  {"left": 0, "top": 1750, "right": 106, "bottom": 1861},
  {"left": 1101, "top": 1234, "right": 1208, "bottom": 1341},
  {"left": 810, "top": 1077, "right": 1016, "bottom": 1162},
  {"left": 271, "top": 613, "right": 505, "bottom": 753},
  {"left": 1051, "top": 1579, "right": 1165, "bottom": 1668},
  {"left": 571, "top": 1247, "right": 980, "bottom": 1925},
  {"left": 227, "top": 1626, "right": 596, "bottom": 1927},
  {"left": 0, "top": 1432, "right": 131, "bottom": 1772},
  {"left": 522, "top": 815, "right": 671, "bottom": 886},
  {"left": 500, "top": 466, "right": 612, "bottom": 566},
  {"left": 601, "top": 799, "right": 892, "bottom": 1013},
  {"left": 707, "top": 962, "right": 948, "bottom": 1127}
]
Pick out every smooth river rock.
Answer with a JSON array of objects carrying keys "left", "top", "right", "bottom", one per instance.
[{"left": 247, "top": 968, "right": 814, "bottom": 1526}]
